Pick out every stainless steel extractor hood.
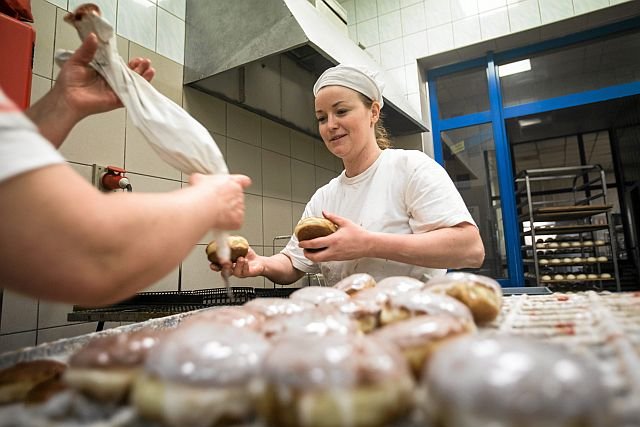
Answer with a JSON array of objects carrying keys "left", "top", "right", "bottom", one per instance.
[{"left": 184, "top": 0, "right": 428, "bottom": 137}]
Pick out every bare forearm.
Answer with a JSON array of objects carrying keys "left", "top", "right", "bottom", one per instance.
[
  {"left": 261, "top": 253, "right": 305, "bottom": 285},
  {"left": 0, "top": 165, "right": 234, "bottom": 305},
  {"left": 25, "top": 89, "right": 83, "bottom": 148},
  {"left": 367, "top": 224, "right": 485, "bottom": 269}
]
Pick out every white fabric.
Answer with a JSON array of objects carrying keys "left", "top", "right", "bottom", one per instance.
[
  {"left": 58, "top": 8, "right": 231, "bottom": 260},
  {"left": 282, "top": 149, "right": 476, "bottom": 286},
  {"left": 0, "top": 89, "right": 65, "bottom": 184},
  {"left": 313, "top": 64, "right": 385, "bottom": 108}
]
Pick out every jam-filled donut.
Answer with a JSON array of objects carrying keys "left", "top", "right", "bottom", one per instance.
[
  {"left": 420, "top": 334, "right": 610, "bottom": 427},
  {"left": 181, "top": 306, "right": 264, "bottom": 331},
  {"left": 206, "top": 235, "right": 249, "bottom": 267},
  {"left": 372, "top": 314, "right": 472, "bottom": 377},
  {"left": 379, "top": 290, "right": 476, "bottom": 330},
  {"left": 64, "top": 328, "right": 163, "bottom": 402},
  {"left": 337, "top": 298, "right": 382, "bottom": 333},
  {"left": 131, "top": 322, "right": 270, "bottom": 426},
  {"left": 333, "top": 273, "right": 376, "bottom": 296},
  {"left": 294, "top": 217, "right": 338, "bottom": 243},
  {"left": 243, "top": 298, "right": 314, "bottom": 319},
  {"left": 0, "top": 360, "right": 67, "bottom": 404},
  {"left": 376, "top": 276, "right": 425, "bottom": 295},
  {"left": 257, "top": 334, "right": 414, "bottom": 427},
  {"left": 261, "top": 306, "right": 358, "bottom": 341},
  {"left": 342, "top": 287, "right": 392, "bottom": 333},
  {"left": 290, "top": 286, "right": 350, "bottom": 307},
  {"left": 424, "top": 272, "right": 502, "bottom": 323}
]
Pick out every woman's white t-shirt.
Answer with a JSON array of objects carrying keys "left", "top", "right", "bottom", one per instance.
[
  {"left": 282, "top": 148, "right": 475, "bottom": 286},
  {"left": 0, "top": 89, "right": 64, "bottom": 184}
]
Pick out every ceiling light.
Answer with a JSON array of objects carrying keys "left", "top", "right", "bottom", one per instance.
[
  {"left": 498, "top": 59, "right": 531, "bottom": 77},
  {"left": 518, "top": 118, "right": 542, "bottom": 127}
]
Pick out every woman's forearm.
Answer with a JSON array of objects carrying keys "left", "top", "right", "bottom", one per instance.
[
  {"left": 260, "top": 253, "right": 305, "bottom": 285},
  {"left": 367, "top": 223, "right": 485, "bottom": 269}
]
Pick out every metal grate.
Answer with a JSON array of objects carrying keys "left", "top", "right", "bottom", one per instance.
[
  {"left": 68, "top": 287, "right": 256, "bottom": 324},
  {"left": 487, "top": 291, "right": 640, "bottom": 423}
]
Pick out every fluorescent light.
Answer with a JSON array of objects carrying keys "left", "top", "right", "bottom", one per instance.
[
  {"left": 498, "top": 59, "right": 531, "bottom": 77},
  {"left": 518, "top": 118, "right": 542, "bottom": 127}
]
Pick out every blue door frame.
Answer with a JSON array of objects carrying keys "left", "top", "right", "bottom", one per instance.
[{"left": 426, "top": 17, "right": 640, "bottom": 287}]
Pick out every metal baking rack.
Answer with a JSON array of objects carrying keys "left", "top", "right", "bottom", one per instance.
[
  {"left": 515, "top": 165, "right": 621, "bottom": 291},
  {"left": 67, "top": 287, "right": 256, "bottom": 330}
]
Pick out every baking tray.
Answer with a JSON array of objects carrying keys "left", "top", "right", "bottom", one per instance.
[
  {"left": 525, "top": 223, "right": 610, "bottom": 235},
  {"left": 522, "top": 204, "right": 612, "bottom": 221},
  {"left": 68, "top": 287, "right": 257, "bottom": 324},
  {"left": 2, "top": 292, "right": 639, "bottom": 426}
]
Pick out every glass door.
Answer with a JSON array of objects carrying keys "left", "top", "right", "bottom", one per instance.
[{"left": 440, "top": 124, "right": 507, "bottom": 278}]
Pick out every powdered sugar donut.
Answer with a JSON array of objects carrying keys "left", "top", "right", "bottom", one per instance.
[
  {"left": 258, "top": 334, "right": 414, "bottom": 427},
  {"left": 131, "top": 322, "right": 270, "bottom": 426}
]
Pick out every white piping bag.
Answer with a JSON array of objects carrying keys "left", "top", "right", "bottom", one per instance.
[{"left": 58, "top": 4, "right": 233, "bottom": 289}]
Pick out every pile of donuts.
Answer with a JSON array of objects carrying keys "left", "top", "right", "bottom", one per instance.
[{"left": 0, "top": 272, "right": 610, "bottom": 427}]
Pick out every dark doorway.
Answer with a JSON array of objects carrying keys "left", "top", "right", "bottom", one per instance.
[{"left": 507, "top": 96, "right": 640, "bottom": 291}]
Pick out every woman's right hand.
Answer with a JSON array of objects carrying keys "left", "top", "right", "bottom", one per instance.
[
  {"left": 189, "top": 173, "right": 251, "bottom": 230},
  {"left": 210, "top": 247, "right": 266, "bottom": 278}
]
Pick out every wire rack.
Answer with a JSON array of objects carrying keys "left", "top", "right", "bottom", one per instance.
[{"left": 487, "top": 291, "right": 640, "bottom": 424}]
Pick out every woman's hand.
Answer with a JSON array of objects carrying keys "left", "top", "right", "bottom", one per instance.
[
  {"left": 53, "top": 33, "right": 155, "bottom": 119},
  {"left": 298, "top": 211, "right": 372, "bottom": 262},
  {"left": 189, "top": 174, "right": 251, "bottom": 230},
  {"left": 210, "top": 247, "right": 267, "bottom": 278}
]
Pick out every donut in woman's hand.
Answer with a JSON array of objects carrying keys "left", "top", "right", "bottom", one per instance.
[
  {"left": 206, "top": 235, "right": 249, "bottom": 267},
  {"left": 294, "top": 217, "right": 338, "bottom": 252}
]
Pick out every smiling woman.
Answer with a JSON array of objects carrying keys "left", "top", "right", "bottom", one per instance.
[{"left": 214, "top": 64, "right": 485, "bottom": 287}]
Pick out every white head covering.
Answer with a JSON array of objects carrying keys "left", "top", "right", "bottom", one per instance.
[{"left": 313, "top": 64, "right": 385, "bottom": 108}]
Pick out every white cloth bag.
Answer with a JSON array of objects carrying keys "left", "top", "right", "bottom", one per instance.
[{"left": 57, "top": 6, "right": 232, "bottom": 262}]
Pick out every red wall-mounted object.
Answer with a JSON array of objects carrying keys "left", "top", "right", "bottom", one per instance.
[{"left": 0, "top": 12, "right": 35, "bottom": 110}]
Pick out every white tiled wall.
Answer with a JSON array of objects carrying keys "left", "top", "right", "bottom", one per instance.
[
  {"left": 1, "top": 0, "right": 339, "bottom": 354},
  {"left": 340, "top": 0, "right": 634, "bottom": 118}
]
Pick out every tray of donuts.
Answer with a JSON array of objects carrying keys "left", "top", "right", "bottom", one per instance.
[{"left": 0, "top": 273, "right": 636, "bottom": 427}]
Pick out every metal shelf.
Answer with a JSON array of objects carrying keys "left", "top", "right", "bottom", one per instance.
[{"left": 516, "top": 165, "right": 621, "bottom": 292}]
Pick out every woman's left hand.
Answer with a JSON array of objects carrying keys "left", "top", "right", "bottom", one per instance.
[{"left": 298, "top": 211, "right": 371, "bottom": 262}]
